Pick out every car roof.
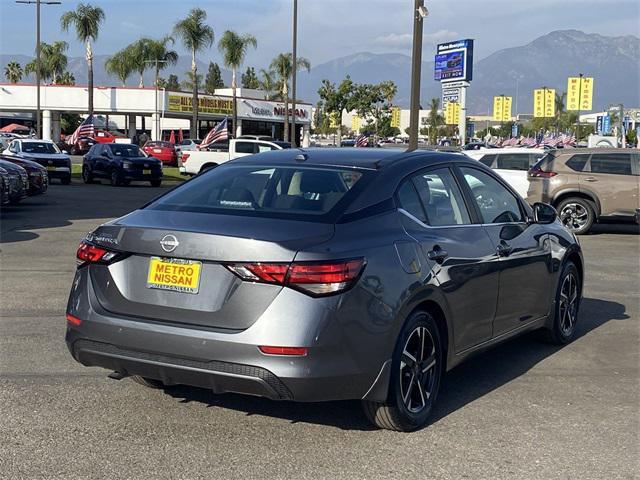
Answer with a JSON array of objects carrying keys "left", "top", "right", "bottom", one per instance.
[
  {"left": 555, "top": 148, "right": 633, "bottom": 155},
  {"left": 19, "top": 138, "right": 54, "bottom": 144},
  {"left": 467, "top": 147, "right": 544, "bottom": 154}
]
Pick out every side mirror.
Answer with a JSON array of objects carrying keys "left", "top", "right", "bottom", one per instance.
[
  {"left": 62, "top": 150, "right": 69, "bottom": 154},
  {"left": 532, "top": 202, "right": 557, "bottom": 224}
]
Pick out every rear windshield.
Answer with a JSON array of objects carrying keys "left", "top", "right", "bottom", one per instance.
[
  {"left": 22, "top": 142, "right": 59, "bottom": 154},
  {"left": 147, "top": 165, "right": 370, "bottom": 221},
  {"left": 108, "top": 144, "right": 144, "bottom": 157},
  {"left": 147, "top": 141, "right": 171, "bottom": 148}
]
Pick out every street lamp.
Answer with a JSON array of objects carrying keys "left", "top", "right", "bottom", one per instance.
[
  {"left": 291, "top": 0, "right": 298, "bottom": 147},
  {"left": 144, "top": 59, "right": 168, "bottom": 141},
  {"left": 16, "top": 0, "right": 62, "bottom": 139},
  {"left": 408, "top": 0, "right": 427, "bottom": 151}
]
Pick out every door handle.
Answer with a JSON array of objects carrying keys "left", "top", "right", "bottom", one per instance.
[
  {"left": 496, "top": 241, "right": 513, "bottom": 257},
  {"left": 584, "top": 177, "right": 598, "bottom": 182},
  {"left": 427, "top": 246, "right": 448, "bottom": 264}
]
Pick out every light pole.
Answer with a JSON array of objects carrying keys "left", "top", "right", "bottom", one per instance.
[
  {"left": 144, "top": 59, "right": 167, "bottom": 141},
  {"left": 408, "top": 1, "right": 427, "bottom": 151},
  {"left": 16, "top": 0, "right": 61, "bottom": 139},
  {"left": 291, "top": 0, "right": 298, "bottom": 147}
]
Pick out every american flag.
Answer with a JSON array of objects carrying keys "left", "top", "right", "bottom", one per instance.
[
  {"left": 199, "top": 117, "right": 229, "bottom": 150},
  {"left": 67, "top": 115, "right": 95, "bottom": 145},
  {"left": 354, "top": 134, "right": 369, "bottom": 147}
]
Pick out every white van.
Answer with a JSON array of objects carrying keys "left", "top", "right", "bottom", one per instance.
[{"left": 464, "top": 147, "right": 545, "bottom": 198}]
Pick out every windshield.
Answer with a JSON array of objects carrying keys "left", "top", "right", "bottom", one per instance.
[
  {"left": 22, "top": 142, "right": 60, "bottom": 154},
  {"left": 109, "top": 144, "right": 144, "bottom": 157},
  {"left": 147, "top": 164, "right": 369, "bottom": 222}
]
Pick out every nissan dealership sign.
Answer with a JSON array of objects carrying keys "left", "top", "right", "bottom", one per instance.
[{"left": 239, "top": 99, "right": 312, "bottom": 123}]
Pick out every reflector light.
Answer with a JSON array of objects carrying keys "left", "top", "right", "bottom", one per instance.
[
  {"left": 181, "top": 153, "right": 190, "bottom": 163},
  {"left": 259, "top": 346, "right": 308, "bottom": 356},
  {"left": 66, "top": 313, "right": 82, "bottom": 326}
]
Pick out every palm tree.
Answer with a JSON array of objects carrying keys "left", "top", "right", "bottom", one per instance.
[
  {"left": 60, "top": 3, "right": 105, "bottom": 114},
  {"left": 173, "top": 8, "right": 214, "bottom": 138},
  {"left": 218, "top": 30, "right": 257, "bottom": 137},
  {"left": 4, "top": 61, "right": 23, "bottom": 83},
  {"left": 43, "top": 41, "right": 69, "bottom": 84},
  {"left": 259, "top": 68, "right": 280, "bottom": 100},
  {"left": 105, "top": 47, "right": 135, "bottom": 86},
  {"left": 426, "top": 98, "right": 443, "bottom": 145},
  {"left": 146, "top": 36, "right": 178, "bottom": 87},
  {"left": 57, "top": 71, "right": 75, "bottom": 86},
  {"left": 181, "top": 71, "right": 202, "bottom": 92},
  {"left": 269, "top": 53, "right": 311, "bottom": 142},
  {"left": 128, "top": 39, "right": 151, "bottom": 87}
]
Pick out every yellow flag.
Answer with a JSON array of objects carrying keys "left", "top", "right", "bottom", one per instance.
[
  {"left": 329, "top": 113, "right": 340, "bottom": 129},
  {"left": 567, "top": 77, "right": 593, "bottom": 111},
  {"left": 534, "top": 89, "right": 555, "bottom": 118},
  {"left": 445, "top": 102, "right": 460, "bottom": 125},
  {"left": 390, "top": 107, "right": 401, "bottom": 128},
  {"left": 493, "top": 96, "right": 512, "bottom": 122},
  {"left": 351, "top": 116, "right": 360, "bottom": 132}
]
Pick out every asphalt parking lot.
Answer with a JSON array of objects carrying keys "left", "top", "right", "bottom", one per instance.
[{"left": 1, "top": 181, "right": 638, "bottom": 479}]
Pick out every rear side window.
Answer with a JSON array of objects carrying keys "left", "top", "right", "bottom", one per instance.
[
  {"left": 590, "top": 153, "right": 632, "bottom": 175},
  {"left": 235, "top": 142, "right": 256, "bottom": 154},
  {"left": 397, "top": 181, "right": 427, "bottom": 222},
  {"left": 565, "top": 155, "right": 588, "bottom": 172},
  {"left": 147, "top": 165, "right": 368, "bottom": 221},
  {"left": 496, "top": 153, "right": 530, "bottom": 171},
  {"left": 478, "top": 154, "right": 496, "bottom": 167},
  {"left": 412, "top": 169, "right": 471, "bottom": 226}
]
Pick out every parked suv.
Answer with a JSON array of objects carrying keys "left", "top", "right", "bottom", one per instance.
[{"left": 527, "top": 149, "right": 640, "bottom": 234}]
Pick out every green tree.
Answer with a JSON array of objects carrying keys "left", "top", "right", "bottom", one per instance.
[
  {"left": 318, "top": 76, "right": 354, "bottom": 145},
  {"left": 270, "top": 53, "right": 311, "bottom": 142},
  {"left": 181, "top": 71, "right": 202, "bottom": 92},
  {"left": 60, "top": 112, "right": 81, "bottom": 134},
  {"left": 259, "top": 68, "right": 280, "bottom": 100},
  {"left": 60, "top": 2, "right": 105, "bottom": 114},
  {"left": 57, "top": 71, "right": 75, "bottom": 85},
  {"left": 156, "top": 77, "right": 167, "bottom": 89},
  {"left": 218, "top": 30, "right": 257, "bottom": 137},
  {"left": 166, "top": 74, "right": 180, "bottom": 91},
  {"left": 105, "top": 47, "right": 135, "bottom": 86},
  {"left": 241, "top": 66, "right": 259, "bottom": 89},
  {"left": 4, "top": 61, "right": 23, "bottom": 83},
  {"left": 426, "top": 98, "right": 444, "bottom": 145},
  {"left": 173, "top": 8, "right": 215, "bottom": 138},
  {"left": 204, "top": 62, "right": 224, "bottom": 94},
  {"left": 25, "top": 41, "right": 69, "bottom": 84},
  {"left": 146, "top": 36, "right": 178, "bottom": 87}
]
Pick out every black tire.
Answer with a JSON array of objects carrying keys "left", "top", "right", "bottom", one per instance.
[
  {"left": 60, "top": 175, "right": 71, "bottom": 185},
  {"left": 82, "top": 166, "right": 93, "bottom": 184},
  {"left": 110, "top": 169, "right": 122, "bottom": 187},
  {"left": 543, "top": 262, "right": 581, "bottom": 345},
  {"left": 131, "top": 376, "right": 164, "bottom": 389},
  {"left": 556, "top": 197, "right": 595, "bottom": 235},
  {"left": 362, "top": 310, "right": 443, "bottom": 432},
  {"left": 150, "top": 179, "right": 162, "bottom": 187}
]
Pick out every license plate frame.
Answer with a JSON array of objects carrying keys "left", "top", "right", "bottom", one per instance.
[
  {"left": 146, "top": 256, "right": 202, "bottom": 294},
  {"left": 143, "top": 169, "right": 151, "bottom": 175},
  {"left": 46, "top": 166, "right": 56, "bottom": 171}
]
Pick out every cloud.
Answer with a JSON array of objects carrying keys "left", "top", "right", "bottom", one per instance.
[{"left": 373, "top": 29, "right": 460, "bottom": 51}]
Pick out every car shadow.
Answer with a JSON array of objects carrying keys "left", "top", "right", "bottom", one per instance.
[
  {"left": 588, "top": 222, "right": 639, "bottom": 235},
  {"left": 159, "top": 297, "right": 627, "bottom": 431}
]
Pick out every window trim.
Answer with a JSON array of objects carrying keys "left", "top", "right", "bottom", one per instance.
[
  {"left": 586, "top": 152, "right": 635, "bottom": 177},
  {"left": 452, "top": 163, "right": 530, "bottom": 226}
]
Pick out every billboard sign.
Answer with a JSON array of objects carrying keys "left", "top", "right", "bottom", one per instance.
[
  {"left": 602, "top": 114, "right": 611, "bottom": 134},
  {"left": 434, "top": 39, "right": 474, "bottom": 82},
  {"left": 596, "top": 115, "right": 603, "bottom": 134},
  {"left": 442, "top": 86, "right": 460, "bottom": 106}
]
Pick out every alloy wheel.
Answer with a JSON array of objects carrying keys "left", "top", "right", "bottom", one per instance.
[
  {"left": 399, "top": 326, "right": 437, "bottom": 413},
  {"left": 560, "top": 203, "right": 588, "bottom": 231},
  {"left": 559, "top": 272, "right": 578, "bottom": 336}
]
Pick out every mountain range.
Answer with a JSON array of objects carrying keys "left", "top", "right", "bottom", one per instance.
[{"left": 2, "top": 30, "right": 638, "bottom": 114}]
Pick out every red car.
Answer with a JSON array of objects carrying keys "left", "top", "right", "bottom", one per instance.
[
  {"left": 142, "top": 141, "right": 177, "bottom": 166},
  {"left": 94, "top": 130, "right": 128, "bottom": 144}
]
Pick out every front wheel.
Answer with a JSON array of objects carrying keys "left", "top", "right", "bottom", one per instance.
[
  {"left": 557, "top": 197, "right": 595, "bottom": 235},
  {"left": 362, "top": 311, "right": 443, "bottom": 431},
  {"left": 110, "top": 170, "right": 122, "bottom": 187},
  {"left": 150, "top": 179, "right": 162, "bottom": 188},
  {"left": 60, "top": 175, "right": 71, "bottom": 185},
  {"left": 82, "top": 166, "right": 93, "bottom": 184},
  {"left": 544, "top": 261, "right": 581, "bottom": 344}
]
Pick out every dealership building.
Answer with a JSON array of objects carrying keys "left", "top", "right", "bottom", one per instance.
[{"left": 0, "top": 84, "right": 313, "bottom": 145}]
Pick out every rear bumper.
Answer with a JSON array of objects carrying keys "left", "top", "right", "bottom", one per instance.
[{"left": 65, "top": 268, "right": 389, "bottom": 402}]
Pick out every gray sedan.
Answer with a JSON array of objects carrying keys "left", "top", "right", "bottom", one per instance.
[{"left": 65, "top": 148, "right": 583, "bottom": 431}]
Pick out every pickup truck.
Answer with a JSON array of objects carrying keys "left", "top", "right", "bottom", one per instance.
[{"left": 179, "top": 138, "right": 289, "bottom": 175}]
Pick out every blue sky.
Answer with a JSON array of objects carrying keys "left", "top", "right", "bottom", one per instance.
[{"left": 0, "top": 0, "right": 638, "bottom": 67}]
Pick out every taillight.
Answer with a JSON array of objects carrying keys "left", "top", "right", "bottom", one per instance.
[
  {"left": 528, "top": 167, "right": 557, "bottom": 178},
  {"left": 226, "top": 259, "right": 365, "bottom": 297},
  {"left": 66, "top": 313, "right": 82, "bottom": 326},
  {"left": 76, "top": 241, "right": 118, "bottom": 266},
  {"left": 181, "top": 153, "right": 190, "bottom": 163},
  {"left": 259, "top": 346, "right": 307, "bottom": 356}
]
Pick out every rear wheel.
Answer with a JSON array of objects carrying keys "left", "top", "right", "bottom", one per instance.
[
  {"left": 362, "top": 311, "right": 443, "bottom": 431},
  {"left": 544, "top": 262, "right": 581, "bottom": 344},
  {"left": 557, "top": 197, "right": 595, "bottom": 235},
  {"left": 199, "top": 163, "right": 217, "bottom": 174},
  {"left": 131, "top": 376, "right": 164, "bottom": 389},
  {"left": 110, "top": 169, "right": 122, "bottom": 187},
  {"left": 82, "top": 166, "right": 93, "bottom": 184}
]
